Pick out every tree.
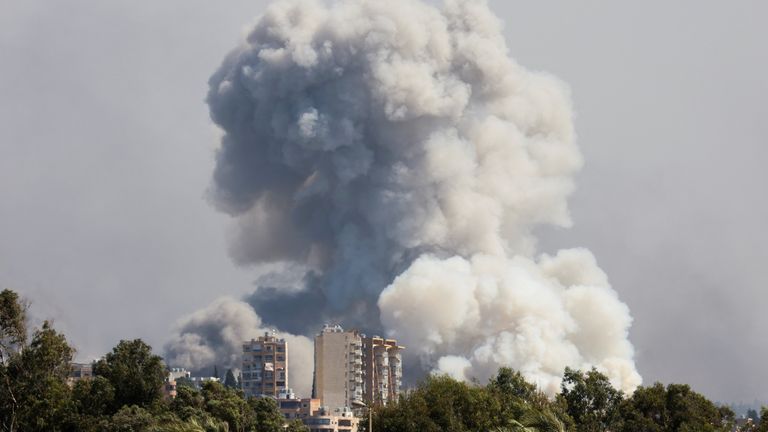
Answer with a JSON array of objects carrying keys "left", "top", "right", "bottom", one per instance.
[
  {"left": 201, "top": 381, "right": 250, "bottom": 431},
  {"left": 224, "top": 369, "right": 238, "bottom": 389},
  {"left": 0, "top": 289, "right": 28, "bottom": 431},
  {"left": 757, "top": 406, "right": 768, "bottom": 432},
  {"left": 285, "top": 419, "right": 310, "bottom": 432},
  {"left": 558, "top": 367, "right": 623, "bottom": 432},
  {"left": 248, "top": 395, "right": 286, "bottom": 432},
  {"left": 104, "top": 405, "right": 157, "bottom": 432},
  {"left": 71, "top": 376, "right": 115, "bottom": 430},
  {"left": 0, "top": 289, "right": 75, "bottom": 432},
  {"left": 93, "top": 339, "right": 165, "bottom": 412},
  {"left": 618, "top": 382, "right": 733, "bottom": 432},
  {"left": 488, "top": 368, "right": 570, "bottom": 432}
]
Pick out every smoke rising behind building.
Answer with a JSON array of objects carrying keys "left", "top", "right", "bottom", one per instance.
[{"left": 165, "top": 0, "right": 641, "bottom": 395}]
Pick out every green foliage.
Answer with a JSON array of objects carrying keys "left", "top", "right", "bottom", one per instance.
[
  {"left": 0, "top": 289, "right": 75, "bottom": 432},
  {"left": 285, "top": 418, "right": 310, "bottom": 432},
  {"left": 224, "top": 369, "right": 238, "bottom": 389},
  {"left": 93, "top": 339, "right": 166, "bottom": 412},
  {"left": 0, "top": 290, "right": 26, "bottom": 351},
  {"left": 618, "top": 382, "right": 733, "bottom": 432},
  {"left": 758, "top": 406, "right": 768, "bottom": 432},
  {"left": 558, "top": 367, "right": 623, "bottom": 432},
  {"left": 106, "top": 405, "right": 158, "bottom": 432},
  {"left": 247, "top": 393, "right": 286, "bottom": 432},
  {"left": 201, "top": 381, "right": 251, "bottom": 432},
  {"left": 374, "top": 372, "right": 565, "bottom": 432},
  {"left": 73, "top": 376, "right": 116, "bottom": 418}
]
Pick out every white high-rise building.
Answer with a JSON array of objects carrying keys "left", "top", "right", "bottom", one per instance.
[
  {"left": 313, "top": 325, "right": 364, "bottom": 412},
  {"left": 313, "top": 325, "right": 404, "bottom": 412}
]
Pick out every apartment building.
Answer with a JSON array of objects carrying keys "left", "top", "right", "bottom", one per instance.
[
  {"left": 362, "top": 336, "right": 404, "bottom": 406},
  {"left": 313, "top": 325, "right": 404, "bottom": 411},
  {"left": 313, "top": 324, "right": 364, "bottom": 412},
  {"left": 242, "top": 330, "right": 288, "bottom": 398}
]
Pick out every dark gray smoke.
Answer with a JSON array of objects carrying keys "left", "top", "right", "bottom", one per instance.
[{"left": 166, "top": 0, "right": 641, "bottom": 395}]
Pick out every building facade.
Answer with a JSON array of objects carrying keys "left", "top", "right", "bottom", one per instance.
[
  {"left": 303, "top": 408, "right": 359, "bottom": 432},
  {"left": 242, "top": 331, "right": 288, "bottom": 398},
  {"left": 67, "top": 362, "right": 93, "bottom": 386},
  {"left": 277, "top": 389, "right": 322, "bottom": 421},
  {"left": 313, "top": 325, "right": 364, "bottom": 412},
  {"left": 313, "top": 325, "right": 404, "bottom": 412},
  {"left": 279, "top": 387, "right": 359, "bottom": 432},
  {"left": 362, "top": 336, "right": 403, "bottom": 406}
]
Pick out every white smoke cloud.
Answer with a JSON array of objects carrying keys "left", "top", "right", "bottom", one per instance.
[
  {"left": 166, "top": 0, "right": 641, "bottom": 396},
  {"left": 164, "top": 297, "right": 314, "bottom": 396},
  {"left": 379, "top": 250, "right": 640, "bottom": 394}
]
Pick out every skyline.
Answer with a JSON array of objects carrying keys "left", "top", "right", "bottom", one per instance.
[{"left": 1, "top": 0, "right": 766, "bottom": 403}]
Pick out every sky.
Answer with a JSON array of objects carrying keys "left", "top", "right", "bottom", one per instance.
[{"left": 1, "top": 0, "right": 766, "bottom": 403}]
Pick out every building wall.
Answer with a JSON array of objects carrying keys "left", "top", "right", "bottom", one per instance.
[
  {"left": 67, "top": 362, "right": 93, "bottom": 387},
  {"left": 242, "top": 331, "right": 288, "bottom": 398},
  {"left": 362, "top": 336, "right": 403, "bottom": 407},
  {"left": 304, "top": 412, "right": 359, "bottom": 432},
  {"left": 313, "top": 325, "right": 363, "bottom": 412},
  {"left": 279, "top": 396, "right": 321, "bottom": 421}
]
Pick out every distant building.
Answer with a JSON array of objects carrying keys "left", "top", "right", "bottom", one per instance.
[
  {"left": 242, "top": 330, "right": 288, "bottom": 398},
  {"left": 313, "top": 325, "right": 404, "bottom": 412},
  {"left": 67, "top": 362, "right": 93, "bottom": 386},
  {"left": 277, "top": 388, "right": 321, "bottom": 421},
  {"left": 162, "top": 368, "right": 191, "bottom": 399},
  {"left": 162, "top": 379, "right": 178, "bottom": 399},
  {"left": 303, "top": 407, "right": 359, "bottom": 432},
  {"left": 278, "top": 388, "right": 358, "bottom": 432},
  {"left": 168, "top": 367, "right": 191, "bottom": 382},
  {"left": 313, "top": 325, "right": 364, "bottom": 412},
  {"left": 362, "top": 335, "right": 404, "bottom": 406},
  {"left": 188, "top": 376, "right": 221, "bottom": 390}
]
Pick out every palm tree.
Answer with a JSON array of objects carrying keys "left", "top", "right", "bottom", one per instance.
[{"left": 496, "top": 409, "right": 565, "bottom": 432}]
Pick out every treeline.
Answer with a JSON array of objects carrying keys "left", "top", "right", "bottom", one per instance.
[
  {"left": 1, "top": 288, "right": 766, "bottom": 432},
  {"left": 0, "top": 289, "right": 303, "bottom": 432},
  {"left": 376, "top": 368, "right": 766, "bottom": 432}
]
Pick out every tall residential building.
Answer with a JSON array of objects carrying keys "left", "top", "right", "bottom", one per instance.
[
  {"left": 242, "top": 331, "right": 288, "bottom": 398},
  {"left": 362, "top": 336, "right": 404, "bottom": 406},
  {"left": 313, "top": 325, "right": 404, "bottom": 412},
  {"left": 313, "top": 325, "right": 364, "bottom": 412}
]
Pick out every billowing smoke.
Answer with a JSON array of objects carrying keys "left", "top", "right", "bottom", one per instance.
[
  {"left": 164, "top": 297, "right": 314, "bottom": 396},
  {"left": 166, "top": 0, "right": 641, "bottom": 395}
]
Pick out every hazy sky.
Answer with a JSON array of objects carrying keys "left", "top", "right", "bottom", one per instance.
[{"left": 1, "top": 0, "right": 766, "bottom": 402}]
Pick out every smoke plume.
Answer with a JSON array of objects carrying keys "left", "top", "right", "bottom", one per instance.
[
  {"left": 164, "top": 297, "right": 314, "bottom": 396},
  {"left": 166, "top": 0, "right": 641, "bottom": 394}
]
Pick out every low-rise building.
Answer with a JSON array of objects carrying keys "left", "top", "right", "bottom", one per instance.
[
  {"left": 67, "top": 362, "right": 93, "bottom": 386},
  {"left": 277, "top": 388, "right": 359, "bottom": 432},
  {"left": 277, "top": 389, "right": 321, "bottom": 421},
  {"left": 189, "top": 376, "right": 221, "bottom": 390},
  {"left": 303, "top": 407, "right": 359, "bottom": 432}
]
